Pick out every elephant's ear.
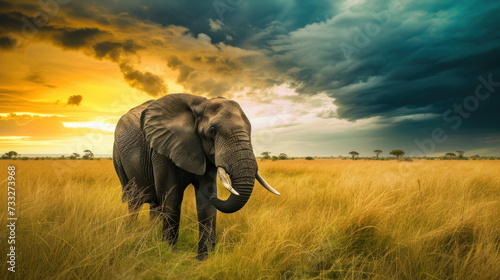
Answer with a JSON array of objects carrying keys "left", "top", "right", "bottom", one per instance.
[{"left": 141, "top": 94, "right": 207, "bottom": 175}]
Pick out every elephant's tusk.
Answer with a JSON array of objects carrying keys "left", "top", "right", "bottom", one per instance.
[
  {"left": 256, "top": 171, "right": 281, "bottom": 195},
  {"left": 217, "top": 167, "right": 240, "bottom": 196}
]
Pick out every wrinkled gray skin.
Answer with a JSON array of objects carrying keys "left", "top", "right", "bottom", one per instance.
[{"left": 113, "top": 93, "right": 260, "bottom": 260}]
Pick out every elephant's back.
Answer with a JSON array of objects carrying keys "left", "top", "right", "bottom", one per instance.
[{"left": 115, "top": 100, "right": 155, "bottom": 140}]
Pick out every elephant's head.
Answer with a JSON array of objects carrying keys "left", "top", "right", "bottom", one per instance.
[{"left": 141, "top": 93, "right": 279, "bottom": 213}]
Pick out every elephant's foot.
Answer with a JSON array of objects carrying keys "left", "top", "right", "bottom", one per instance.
[
  {"left": 196, "top": 240, "right": 215, "bottom": 261},
  {"left": 163, "top": 232, "right": 178, "bottom": 247},
  {"left": 196, "top": 252, "right": 208, "bottom": 261},
  {"left": 162, "top": 223, "right": 179, "bottom": 247}
]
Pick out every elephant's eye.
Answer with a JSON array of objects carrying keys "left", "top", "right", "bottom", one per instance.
[{"left": 209, "top": 126, "right": 217, "bottom": 137}]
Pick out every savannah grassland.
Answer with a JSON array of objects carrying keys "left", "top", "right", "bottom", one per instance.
[{"left": 1, "top": 159, "right": 500, "bottom": 280}]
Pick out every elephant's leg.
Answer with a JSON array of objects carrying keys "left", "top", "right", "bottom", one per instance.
[
  {"left": 123, "top": 179, "right": 143, "bottom": 223},
  {"left": 194, "top": 168, "right": 218, "bottom": 261},
  {"left": 152, "top": 152, "right": 193, "bottom": 248},
  {"left": 127, "top": 199, "right": 142, "bottom": 223},
  {"left": 149, "top": 202, "right": 161, "bottom": 222},
  {"left": 160, "top": 185, "right": 185, "bottom": 247}
]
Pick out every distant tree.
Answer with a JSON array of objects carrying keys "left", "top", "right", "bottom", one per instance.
[
  {"left": 456, "top": 151, "right": 465, "bottom": 159},
  {"left": 4, "top": 151, "right": 18, "bottom": 159},
  {"left": 278, "top": 153, "right": 288, "bottom": 160},
  {"left": 373, "top": 150, "right": 383, "bottom": 159},
  {"left": 70, "top": 153, "right": 80, "bottom": 160},
  {"left": 271, "top": 156, "right": 278, "bottom": 161},
  {"left": 389, "top": 150, "right": 405, "bottom": 161},
  {"left": 305, "top": 156, "right": 314, "bottom": 160},
  {"left": 83, "top": 149, "right": 94, "bottom": 160},
  {"left": 349, "top": 151, "right": 359, "bottom": 160},
  {"left": 445, "top": 152, "right": 456, "bottom": 159},
  {"left": 261, "top": 151, "right": 271, "bottom": 160}
]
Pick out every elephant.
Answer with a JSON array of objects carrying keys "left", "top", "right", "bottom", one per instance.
[{"left": 112, "top": 93, "right": 280, "bottom": 260}]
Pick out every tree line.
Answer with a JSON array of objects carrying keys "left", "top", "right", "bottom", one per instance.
[
  {"left": 348, "top": 150, "right": 406, "bottom": 161},
  {"left": 2, "top": 149, "right": 497, "bottom": 161},
  {"left": 260, "top": 150, "right": 498, "bottom": 161},
  {"left": 1, "top": 150, "right": 104, "bottom": 160},
  {"left": 260, "top": 151, "right": 293, "bottom": 161},
  {"left": 345, "top": 150, "right": 480, "bottom": 161}
]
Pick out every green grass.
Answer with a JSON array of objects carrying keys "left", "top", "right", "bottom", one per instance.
[{"left": 1, "top": 159, "right": 500, "bottom": 279}]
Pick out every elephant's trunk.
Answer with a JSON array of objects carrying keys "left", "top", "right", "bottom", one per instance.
[{"left": 211, "top": 138, "right": 257, "bottom": 213}]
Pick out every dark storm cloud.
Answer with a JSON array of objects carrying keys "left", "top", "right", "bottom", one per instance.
[
  {"left": 0, "top": 36, "right": 14, "bottom": 50},
  {"left": 95, "top": 0, "right": 337, "bottom": 46},
  {"left": 265, "top": 1, "right": 500, "bottom": 133},
  {"left": 0, "top": 11, "right": 27, "bottom": 31},
  {"left": 119, "top": 63, "right": 167, "bottom": 97},
  {"left": 93, "top": 40, "right": 143, "bottom": 62},
  {"left": 92, "top": 40, "right": 164, "bottom": 96},
  {"left": 54, "top": 28, "right": 105, "bottom": 49},
  {"left": 167, "top": 56, "right": 194, "bottom": 84},
  {"left": 67, "top": 95, "right": 82, "bottom": 106},
  {"left": 0, "top": 10, "right": 106, "bottom": 51},
  {"left": 0, "top": 0, "right": 12, "bottom": 9}
]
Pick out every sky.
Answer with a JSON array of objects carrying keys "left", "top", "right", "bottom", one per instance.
[{"left": 0, "top": 0, "right": 499, "bottom": 157}]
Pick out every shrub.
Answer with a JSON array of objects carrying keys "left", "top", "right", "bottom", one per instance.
[{"left": 278, "top": 153, "right": 288, "bottom": 160}]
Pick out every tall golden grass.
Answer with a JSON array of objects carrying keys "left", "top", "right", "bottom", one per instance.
[{"left": 1, "top": 159, "right": 500, "bottom": 279}]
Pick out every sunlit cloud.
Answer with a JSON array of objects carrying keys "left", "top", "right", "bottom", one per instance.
[
  {"left": 63, "top": 121, "right": 116, "bottom": 132},
  {"left": 0, "top": 136, "right": 30, "bottom": 140},
  {"left": 0, "top": 112, "right": 65, "bottom": 118}
]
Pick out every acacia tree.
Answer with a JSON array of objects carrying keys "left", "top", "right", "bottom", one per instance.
[
  {"left": 261, "top": 151, "right": 271, "bottom": 160},
  {"left": 456, "top": 151, "right": 465, "bottom": 159},
  {"left": 389, "top": 150, "right": 405, "bottom": 161},
  {"left": 445, "top": 152, "right": 456, "bottom": 159},
  {"left": 4, "top": 151, "right": 18, "bottom": 159},
  {"left": 278, "top": 153, "right": 288, "bottom": 160},
  {"left": 373, "top": 150, "right": 382, "bottom": 159},
  {"left": 349, "top": 151, "right": 359, "bottom": 160},
  {"left": 83, "top": 150, "right": 94, "bottom": 160}
]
